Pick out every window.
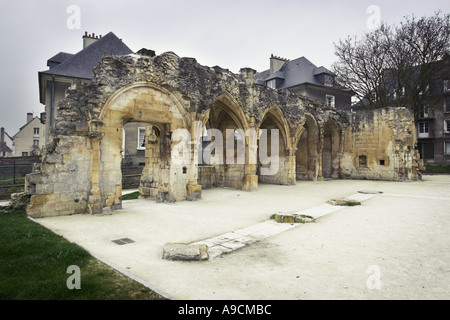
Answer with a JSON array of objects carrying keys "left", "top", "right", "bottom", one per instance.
[
  {"left": 22, "top": 152, "right": 28, "bottom": 156},
  {"left": 445, "top": 120, "right": 450, "bottom": 133},
  {"left": 324, "top": 75, "right": 334, "bottom": 87},
  {"left": 418, "top": 122, "right": 429, "bottom": 134},
  {"left": 444, "top": 80, "right": 449, "bottom": 92},
  {"left": 394, "top": 87, "right": 405, "bottom": 99},
  {"left": 445, "top": 98, "right": 450, "bottom": 113},
  {"left": 418, "top": 121, "right": 430, "bottom": 138},
  {"left": 358, "top": 155, "right": 367, "bottom": 168},
  {"left": 445, "top": 142, "right": 450, "bottom": 155},
  {"left": 420, "top": 105, "right": 429, "bottom": 118},
  {"left": 267, "top": 79, "right": 276, "bottom": 89},
  {"left": 33, "top": 128, "right": 39, "bottom": 137},
  {"left": 33, "top": 140, "right": 39, "bottom": 147},
  {"left": 379, "top": 159, "right": 385, "bottom": 166},
  {"left": 137, "top": 127, "right": 146, "bottom": 150},
  {"left": 325, "top": 95, "right": 335, "bottom": 108}
]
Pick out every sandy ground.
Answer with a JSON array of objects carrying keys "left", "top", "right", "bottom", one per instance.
[{"left": 33, "top": 175, "right": 450, "bottom": 300}]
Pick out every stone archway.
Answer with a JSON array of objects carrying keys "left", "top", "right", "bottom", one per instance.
[
  {"left": 257, "top": 106, "right": 291, "bottom": 185},
  {"left": 321, "top": 120, "right": 341, "bottom": 179},
  {"left": 91, "top": 82, "right": 190, "bottom": 211},
  {"left": 295, "top": 114, "right": 319, "bottom": 180},
  {"left": 207, "top": 96, "right": 248, "bottom": 190}
]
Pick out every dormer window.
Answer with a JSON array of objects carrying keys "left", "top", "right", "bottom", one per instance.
[
  {"left": 324, "top": 74, "right": 334, "bottom": 87},
  {"left": 267, "top": 79, "right": 276, "bottom": 89}
]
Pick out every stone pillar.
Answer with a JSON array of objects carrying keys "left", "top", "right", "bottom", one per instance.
[
  {"left": 286, "top": 146, "right": 296, "bottom": 185},
  {"left": 187, "top": 117, "right": 202, "bottom": 200},
  {"left": 139, "top": 124, "right": 160, "bottom": 198},
  {"left": 242, "top": 127, "right": 258, "bottom": 191},
  {"left": 317, "top": 130, "right": 324, "bottom": 180},
  {"left": 87, "top": 134, "right": 103, "bottom": 214}
]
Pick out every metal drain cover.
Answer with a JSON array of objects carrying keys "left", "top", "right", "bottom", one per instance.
[{"left": 111, "top": 237, "right": 135, "bottom": 245}]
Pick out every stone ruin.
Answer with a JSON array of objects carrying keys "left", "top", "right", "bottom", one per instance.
[{"left": 24, "top": 51, "right": 421, "bottom": 217}]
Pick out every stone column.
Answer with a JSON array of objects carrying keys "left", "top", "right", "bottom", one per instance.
[
  {"left": 242, "top": 125, "right": 258, "bottom": 191},
  {"left": 187, "top": 117, "right": 202, "bottom": 200},
  {"left": 285, "top": 146, "right": 297, "bottom": 185},
  {"left": 87, "top": 133, "right": 104, "bottom": 214}
]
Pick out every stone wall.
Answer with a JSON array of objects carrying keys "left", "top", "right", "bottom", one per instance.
[
  {"left": 341, "top": 108, "right": 419, "bottom": 181},
  {"left": 25, "top": 51, "right": 420, "bottom": 217},
  {"left": 198, "top": 166, "right": 216, "bottom": 189}
]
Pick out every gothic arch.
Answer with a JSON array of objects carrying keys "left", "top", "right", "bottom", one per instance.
[
  {"left": 295, "top": 114, "right": 320, "bottom": 180},
  {"left": 321, "top": 119, "right": 341, "bottom": 179},
  {"left": 93, "top": 82, "right": 192, "bottom": 210}
]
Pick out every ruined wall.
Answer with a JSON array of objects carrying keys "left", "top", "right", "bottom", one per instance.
[
  {"left": 341, "top": 108, "right": 419, "bottom": 181},
  {"left": 25, "top": 51, "right": 420, "bottom": 218}
]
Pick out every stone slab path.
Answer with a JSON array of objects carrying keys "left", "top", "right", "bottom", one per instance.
[{"left": 192, "top": 192, "right": 379, "bottom": 259}]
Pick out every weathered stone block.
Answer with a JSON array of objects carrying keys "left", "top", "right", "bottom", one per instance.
[
  {"left": 327, "top": 198, "right": 361, "bottom": 206},
  {"left": 162, "top": 243, "right": 209, "bottom": 261}
]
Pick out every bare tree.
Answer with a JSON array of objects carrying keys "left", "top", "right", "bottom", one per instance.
[{"left": 332, "top": 11, "right": 450, "bottom": 119}]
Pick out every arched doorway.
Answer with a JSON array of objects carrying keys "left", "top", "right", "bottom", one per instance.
[
  {"left": 95, "top": 82, "right": 189, "bottom": 210},
  {"left": 321, "top": 120, "right": 340, "bottom": 179},
  {"left": 203, "top": 94, "right": 251, "bottom": 190},
  {"left": 257, "top": 107, "right": 290, "bottom": 185},
  {"left": 296, "top": 114, "right": 319, "bottom": 180}
]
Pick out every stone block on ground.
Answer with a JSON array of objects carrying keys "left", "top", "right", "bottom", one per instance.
[
  {"left": 162, "top": 243, "right": 209, "bottom": 261},
  {"left": 358, "top": 190, "right": 383, "bottom": 194},
  {"left": 271, "top": 213, "right": 315, "bottom": 224},
  {"left": 327, "top": 198, "right": 361, "bottom": 206}
]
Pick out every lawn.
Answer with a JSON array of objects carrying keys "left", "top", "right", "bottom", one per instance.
[
  {"left": 425, "top": 165, "right": 450, "bottom": 173},
  {"left": 0, "top": 211, "right": 166, "bottom": 300}
]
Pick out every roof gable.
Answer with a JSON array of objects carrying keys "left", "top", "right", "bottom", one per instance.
[
  {"left": 47, "top": 52, "right": 75, "bottom": 69},
  {"left": 254, "top": 56, "right": 339, "bottom": 90},
  {"left": 40, "top": 32, "right": 133, "bottom": 80}
]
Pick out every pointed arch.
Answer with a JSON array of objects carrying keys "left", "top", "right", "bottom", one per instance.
[
  {"left": 321, "top": 118, "right": 341, "bottom": 179},
  {"left": 295, "top": 114, "right": 320, "bottom": 180},
  {"left": 210, "top": 92, "right": 249, "bottom": 131},
  {"left": 258, "top": 105, "right": 291, "bottom": 150}
]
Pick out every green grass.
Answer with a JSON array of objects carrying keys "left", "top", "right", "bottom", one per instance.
[
  {"left": 0, "top": 211, "right": 166, "bottom": 300},
  {"left": 122, "top": 191, "right": 140, "bottom": 201},
  {"left": 0, "top": 177, "right": 25, "bottom": 185},
  {"left": 425, "top": 166, "right": 450, "bottom": 172}
]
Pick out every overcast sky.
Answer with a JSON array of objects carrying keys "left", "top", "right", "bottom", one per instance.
[{"left": 0, "top": 0, "right": 449, "bottom": 137}]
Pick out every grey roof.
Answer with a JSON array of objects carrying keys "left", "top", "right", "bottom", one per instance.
[
  {"left": 255, "top": 56, "right": 336, "bottom": 90},
  {"left": 0, "top": 143, "right": 13, "bottom": 154},
  {"left": 47, "top": 52, "right": 75, "bottom": 69},
  {"left": 40, "top": 32, "right": 133, "bottom": 80},
  {"left": 313, "top": 66, "right": 334, "bottom": 76},
  {"left": 266, "top": 70, "right": 285, "bottom": 80}
]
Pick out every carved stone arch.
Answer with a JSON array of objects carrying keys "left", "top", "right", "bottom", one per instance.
[
  {"left": 93, "top": 81, "right": 193, "bottom": 211},
  {"left": 99, "top": 81, "right": 189, "bottom": 129},
  {"left": 210, "top": 91, "right": 250, "bottom": 131},
  {"left": 295, "top": 113, "right": 320, "bottom": 180},
  {"left": 258, "top": 105, "right": 291, "bottom": 150},
  {"left": 321, "top": 118, "right": 341, "bottom": 179},
  {"left": 293, "top": 113, "right": 319, "bottom": 149}
]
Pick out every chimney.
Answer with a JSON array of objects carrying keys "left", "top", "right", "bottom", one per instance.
[
  {"left": 27, "top": 113, "right": 33, "bottom": 123},
  {"left": 82, "top": 31, "right": 101, "bottom": 49},
  {"left": 1, "top": 127, "right": 4, "bottom": 145},
  {"left": 270, "top": 54, "right": 289, "bottom": 75}
]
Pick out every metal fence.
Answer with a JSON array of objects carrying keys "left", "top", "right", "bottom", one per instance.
[{"left": 0, "top": 156, "right": 41, "bottom": 184}]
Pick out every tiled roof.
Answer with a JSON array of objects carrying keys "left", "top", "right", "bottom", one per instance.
[{"left": 40, "top": 32, "right": 133, "bottom": 80}]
